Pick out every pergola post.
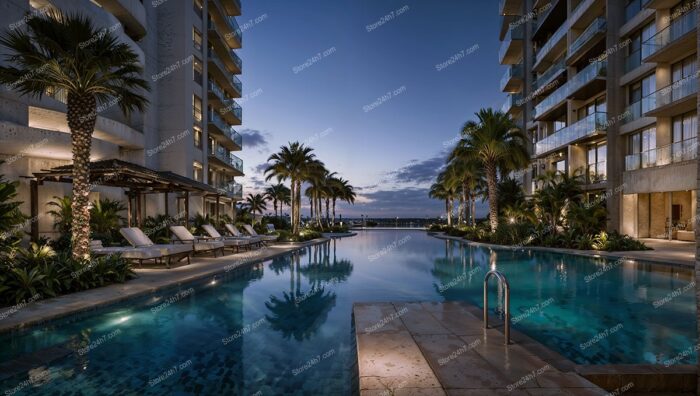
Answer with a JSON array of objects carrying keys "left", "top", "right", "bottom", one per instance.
[
  {"left": 185, "top": 191, "right": 190, "bottom": 228},
  {"left": 216, "top": 196, "right": 220, "bottom": 224},
  {"left": 30, "top": 180, "right": 39, "bottom": 243},
  {"left": 164, "top": 192, "right": 169, "bottom": 216},
  {"left": 136, "top": 192, "right": 143, "bottom": 228},
  {"left": 126, "top": 192, "right": 132, "bottom": 228}
]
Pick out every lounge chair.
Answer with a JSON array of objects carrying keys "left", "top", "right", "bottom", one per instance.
[
  {"left": 266, "top": 224, "right": 276, "bottom": 233},
  {"left": 169, "top": 226, "right": 226, "bottom": 257},
  {"left": 120, "top": 227, "right": 193, "bottom": 268},
  {"left": 91, "top": 240, "right": 163, "bottom": 267},
  {"left": 202, "top": 224, "right": 257, "bottom": 252},
  {"left": 224, "top": 224, "right": 264, "bottom": 247},
  {"left": 243, "top": 224, "right": 278, "bottom": 243}
]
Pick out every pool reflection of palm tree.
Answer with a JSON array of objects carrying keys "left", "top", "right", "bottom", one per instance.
[
  {"left": 265, "top": 249, "right": 339, "bottom": 341},
  {"left": 300, "top": 241, "right": 354, "bottom": 288}
]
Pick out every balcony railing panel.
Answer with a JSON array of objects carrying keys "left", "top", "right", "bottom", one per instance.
[
  {"left": 535, "top": 21, "right": 568, "bottom": 66},
  {"left": 533, "top": 59, "right": 565, "bottom": 91},
  {"left": 625, "top": 0, "right": 652, "bottom": 23},
  {"left": 208, "top": 109, "right": 242, "bottom": 147},
  {"left": 501, "top": 93, "right": 523, "bottom": 114},
  {"left": 534, "top": 61, "right": 606, "bottom": 118},
  {"left": 641, "top": 75, "right": 698, "bottom": 114},
  {"left": 625, "top": 139, "right": 697, "bottom": 171},
  {"left": 534, "top": 112, "right": 607, "bottom": 155},
  {"left": 500, "top": 63, "right": 523, "bottom": 91},
  {"left": 642, "top": 8, "right": 696, "bottom": 59},
  {"left": 569, "top": 18, "right": 607, "bottom": 57},
  {"left": 499, "top": 24, "right": 524, "bottom": 63}
]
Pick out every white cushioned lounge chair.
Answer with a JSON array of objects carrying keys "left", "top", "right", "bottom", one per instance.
[
  {"left": 169, "top": 226, "right": 226, "bottom": 257},
  {"left": 120, "top": 227, "right": 192, "bottom": 268},
  {"left": 201, "top": 224, "right": 257, "bottom": 252},
  {"left": 90, "top": 240, "right": 163, "bottom": 267},
  {"left": 243, "top": 224, "right": 278, "bottom": 243},
  {"left": 224, "top": 224, "right": 264, "bottom": 247}
]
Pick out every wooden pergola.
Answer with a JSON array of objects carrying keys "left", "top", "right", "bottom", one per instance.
[{"left": 30, "top": 159, "right": 233, "bottom": 242}]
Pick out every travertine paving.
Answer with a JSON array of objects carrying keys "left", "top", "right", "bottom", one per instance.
[{"left": 354, "top": 301, "right": 606, "bottom": 395}]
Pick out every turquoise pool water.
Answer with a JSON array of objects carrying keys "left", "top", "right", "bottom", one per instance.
[{"left": 0, "top": 230, "right": 695, "bottom": 395}]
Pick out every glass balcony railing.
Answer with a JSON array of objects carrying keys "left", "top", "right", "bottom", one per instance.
[
  {"left": 535, "top": 21, "right": 568, "bottom": 66},
  {"left": 208, "top": 109, "right": 242, "bottom": 147},
  {"left": 533, "top": 59, "right": 565, "bottom": 91},
  {"left": 625, "top": 0, "right": 652, "bottom": 23},
  {"left": 625, "top": 139, "right": 697, "bottom": 171},
  {"left": 641, "top": 75, "right": 698, "bottom": 114},
  {"left": 570, "top": 0, "right": 593, "bottom": 26},
  {"left": 500, "top": 63, "right": 523, "bottom": 91},
  {"left": 624, "top": 49, "right": 642, "bottom": 74},
  {"left": 534, "top": 0, "right": 557, "bottom": 32},
  {"left": 212, "top": 146, "right": 244, "bottom": 173},
  {"left": 208, "top": 48, "right": 243, "bottom": 95},
  {"left": 534, "top": 112, "right": 607, "bottom": 156},
  {"left": 569, "top": 18, "right": 607, "bottom": 58},
  {"left": 642, "top": 9, "right": 697, "bottom": 59},
  {"left": 214, "top": 181, "right": 243, "bottom": 199},
  {"left": 207, "top": 13, "right": 242, "bottom": 45},
  {"left": 501, "top": 93, "right": 524, "bottom": 114},
  {"left": 534, "top": 61, "right": 606, "bottom": 118},
  {"left": 499, "top": 24, "right": 523, "bottom": 63}
]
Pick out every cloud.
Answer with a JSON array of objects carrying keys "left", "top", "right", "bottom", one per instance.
[
  {"left": 252, "top": 162, "right": 268, "bottom": 174},
  {"left": 387, "top": 154, "right": 447, "bottom": 185},
  {"left": 239, "top": 128, "right": 270, "bottom": 152}
]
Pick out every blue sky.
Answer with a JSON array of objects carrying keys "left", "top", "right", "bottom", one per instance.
[{"left": 237, "top": 0, "right": 502, "bottom": 218}]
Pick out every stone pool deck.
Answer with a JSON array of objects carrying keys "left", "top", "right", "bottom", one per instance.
[
  {"left": 354, "top": 301, "right": 607, "bottom": 395},
  {"left": 0, "top": 239, "right": 327, "bottom": 334},
  {"left": 432, "top": 233, "right": 695, "bottom": 267}
]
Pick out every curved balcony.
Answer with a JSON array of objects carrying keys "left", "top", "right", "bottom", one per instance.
[
  {"left": 499, "top": 24, "right": 523, "bottom": 65},
  {"left": 642, "top": 75, "right": 698, "bottom": 118},
  {"left": 208, "top": 48, "right": 243, "bottom": 98},
  {"left": 642, "top": 8, "right": 696, "bottom": 63},
  {"left": 500, "top": 63, "right": 523, "bottom": 92},
  {"left": 534, "top": 112, "right": 607, "bottom": 157},
  {"left": 209, "top": 146, "right": 244, "bottom": 175},
  {"left": 208, "top": 108, "right": 242, "bottom": 151}
]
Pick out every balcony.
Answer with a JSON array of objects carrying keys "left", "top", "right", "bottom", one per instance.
[
  {"left": 500, "top": 63, "right": 523, "bottom": 92},
  {"left": 499, "top": 14, "right": 517, "bottom": 41},
  {"left": 534, "top": 112, "right": 607, "bottom": 156},
  {"left": 569, "top": 0, "right": 604, "bottom": 29},
  {"left": 567, "top": 17, "right": 607, "bottom": 65},
  {"left": 625, "top": 139, "right": 697, "bottom": 171},
  {"left": 625, "top": 0, "right": 652, "bottom": 22},
  {"left": 501, "top": 93, "right": 524, "bottom": 115},
  {"left": 214, "top": 181, "right": 243, "bottom": 199},
  {"left": 499, "top": 24, "right": 524, "bottom": 65},
  {"left": 207, "top": 1, "right": 242, "bottom": 48},
  {"left": 534, "top": 61, "right": 606, "bottom": 119},
  {"left": 642, "top": 75, "right": 698, "bottom": 117},
  {"left": 209, "top": 146, "right": 244, "bottom": 175},
  {"left": 533, "top": 21, "right": 568, "bottom": 72},
  {"left": 642, "top": 8, "right": 697, "bottom": 63},
  {"left": 208, "top": 48, "right": 242, "bottom": 98},
  {"left": 208, "top": 108, "right": 242, "bottom": 151},
  {"left": 499, "top": 0, "right": 522, "bottom": 16},
  {"left": 533, "top": 58, "right": 565, "bottom": 93}
]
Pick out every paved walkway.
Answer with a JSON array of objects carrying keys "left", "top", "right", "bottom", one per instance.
[
  {"left": 0, "top": 240, "right": 326, "bottom": 334},
  {"left": 354, "top": 301, "right": 606, "bottom": 395},
  {"left": 434, "top": 233, "right": 696, "bottom": 267}
]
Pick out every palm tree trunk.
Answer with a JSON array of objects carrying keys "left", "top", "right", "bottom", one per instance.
[
  {"left": 325, "top": 198, "right": 330, "bottom": 227},
  {"left": 296, "top": 180, "right": 302, "bottom": 234},
  {"left": 332, "top": 198, "right": 337, "bottom": 226},
  {"left": 445, "top": 199, "right": 452, "bottom": 226},
  {"left": 470, "top": 193, "right": 476, "bottom": 226},
  {"left": 67, "top": 93, "right": 97, "bottom": 261},
  {"left": 291, "top": 179, "right": 298, "bottom": 235},
  {"left": 485, "top": 162, "right": 499, "bottom": 232}
]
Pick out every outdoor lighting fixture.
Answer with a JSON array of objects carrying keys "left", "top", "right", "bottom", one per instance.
[
  {"left": 509, "top": 217, "right": 515, "bottom": 223},
  {"left": 117, "top": 316, "right": 130, "bottom": 324}
]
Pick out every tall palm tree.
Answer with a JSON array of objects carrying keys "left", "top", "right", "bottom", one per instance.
[
  {"left": 265, "top": 142, "right": 324, "bottom": 235},
  {"left": 452, "top": 109, "right": 528, "bottom": 232},
  {"left": 330, "top": 177, "right": 355, "bottom": 225},
  {"left": 265, "top": 183, "right": 289, "bottom": 218},
  {"left": 429, "top": 175, "right": 458, "bottom": 226},
  {"left": 278, "top": 185, "right": 292, "bottom": 218},
  {"left": 245, "top": 193, "right": 268, "bottom": 219},
  {"left": 448, "top": 154, "right": 482, "bottom": 226},
  {"left": 0, "top": 12, "right": 149, "bottom": 260}
]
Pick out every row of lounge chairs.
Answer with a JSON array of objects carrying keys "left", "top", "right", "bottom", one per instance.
[{"left": 91, "top": 224, "right": 278, "bottom": 268}]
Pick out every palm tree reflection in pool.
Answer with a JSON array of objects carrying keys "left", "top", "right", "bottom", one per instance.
[{"left": 265, "top": 241, "right": 353, "bottom": 341}]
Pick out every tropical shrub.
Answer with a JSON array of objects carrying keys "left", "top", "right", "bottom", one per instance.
[
  {"left": 90, "top": 198, "right": 126, "bottom": 245},
  {"left": 0, "top": 244, "right": 135, "bottom": 306},
  {"left": 143, "top": 214, "right": 177, "bottom": 244},
  {"left": 592, "top": 231, "right": 650, "bottom": 252},
  {"left": 276, "top": 229, "right": 323, "bottom": 242},
  {"left": 0, "top": 165, "right": 26, "bottom": 256}
]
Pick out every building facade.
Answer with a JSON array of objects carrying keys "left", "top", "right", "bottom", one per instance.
[
  {"left": 0, "top": 0, "right": 244, "bottom": 239},
  {"left": 499, "top": 0, "right": 698, "bottom": 241}
]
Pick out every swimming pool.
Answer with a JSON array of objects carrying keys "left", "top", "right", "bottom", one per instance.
[{"left": 0, "top": 230, "right": 695, "bottom": 395}]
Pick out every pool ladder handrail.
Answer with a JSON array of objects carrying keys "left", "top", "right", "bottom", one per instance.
[{"left": 483, "top": 270, "right": 511, "bottom": 345}]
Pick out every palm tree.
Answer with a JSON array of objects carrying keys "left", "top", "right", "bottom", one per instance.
[
  {"left": 429, "top": 175, "right": 458, "bottom": 226},
  {"left": 278, "top": 186, "right": 292, "bottom": 218},
  {"left": 452, "top": 109, "right": 528, "bottom": 232},
  {"left": 245, "top": 193, "right": 268, "bottom": 219},
  {"left": 265, "top": 142, "right": 324, "bottom": 235},
  {"left": 330, "top": 177, "right": 355, "bottom": 225},
  {"left": 265, "top": 183, "right": 289, "bottom": 218},
  {"left": 0, "top": 12, "right": 149, "bottom": 260}
]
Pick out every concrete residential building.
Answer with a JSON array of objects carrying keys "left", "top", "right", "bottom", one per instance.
[
  {"left": 0, "top": 0, "right": 244, "bottom": 240},
  {"left": 499, "top": 0, "right": 698, "bottom": 241}
]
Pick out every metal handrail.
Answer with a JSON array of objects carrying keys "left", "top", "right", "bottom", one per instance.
[{"left": 483, "top": 270, "right": 511, "bottom": 345}]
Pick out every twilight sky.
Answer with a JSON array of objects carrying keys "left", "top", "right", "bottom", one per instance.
[{"left": 237, "top": 0, "right": 502, "bottom": 218}]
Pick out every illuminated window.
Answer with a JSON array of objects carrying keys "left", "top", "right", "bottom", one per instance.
[
  {"left": 193, "top": 161, "right": 203, "bottom": 182},
  {"left": 193, "top": 95, "right": 202, "bottom": 123},
  {"left": 193, "top": 27, "right": 202, "bottom": 52},
  {"left": 193, "top": 0, "right": 203, "bottom": 17},
  {"left": 193, "top": 57, "right": 203, "bottom": 85},
  {"left": 193, "top": 125, "right": 202, "bottom": 149}
]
